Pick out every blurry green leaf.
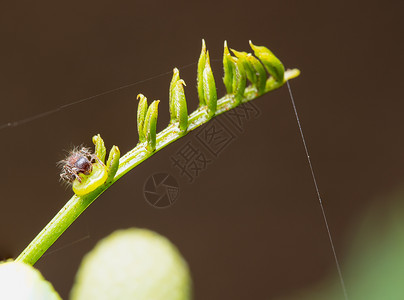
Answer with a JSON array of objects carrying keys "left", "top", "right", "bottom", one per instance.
[
  {"left": 0, "top": 261, "right": 61, "bottom": 300},
  {"left": 70, "top": 228, "right": 192, "bottom": 300},
  {"left": 282, "top": 189, "right": 404, "bottom": 300}
]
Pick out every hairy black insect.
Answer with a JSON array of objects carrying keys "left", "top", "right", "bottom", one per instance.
[{"left": 58, "top": 147, "right": 101, "bottom": 183}]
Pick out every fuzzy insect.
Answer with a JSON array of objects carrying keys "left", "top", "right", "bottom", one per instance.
[{"left": 59, "top": 147, "right": 103, "bottom": 184}]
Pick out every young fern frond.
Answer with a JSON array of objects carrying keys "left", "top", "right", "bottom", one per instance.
[
  {"left": 197, "top": 39, "right": 207, "bottom": 107},
  {"left": 169, "top": 68, "right": 188, "bottom": 133},
  {"left": 201, "top": 51, "right": 217, "bottom": 118},
  {"left": 230, "top": 55, "right": 247, "bottom": 106},
  {"left": 92, "top": 134, "right": 106, "bottom": 163},
  {"left": 16, "top": 39, "right": 301, "bottom": 266},
  {"left": 143, "top": 100, "right": 160, "bottom": 152},
  {"left": 136, "top": 94, "right": 148, "bottom": 143},
  {"left": 169, "top": 68, "right": 180, "bottom": 123},
  {"left": 249, "top": 40, "right": 285, "bottom": 83},
  {"left": 223, "top": 41, "right": 234, "bottom": 94}
]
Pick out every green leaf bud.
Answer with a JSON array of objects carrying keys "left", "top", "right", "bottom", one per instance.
[
  {"left": 231, "top": 49, "right": 257, "bottom": 87},
  {"left": 92, "top": 134, "right": 106, "bottom": 164},
  {"left": 172, "top": 79, "right": 188, "bottom": 133},
  {"left": 106, "top": 145, "right": 120, "bottom": 183},
  {"left": 136, "top": 94, "right": 148, "bottom": 143},
  {"left": 202, "top": 51, "right": 217, "bottom": 118},
  {"left": 143, "top": 100, "right": 160, "bottom": 152},
  {"left": 230, "top": 56, "right": 246, "bottom": 105},
  {"left": 197, "top": 39, "right": 207, "bottom": 106},
  {"left": 223, "top": 41, "right": 234, "bottom": 94},
  {"left": 245, "top": 54, "right": 267, "bottom": 95},
  {"left": 169, "top": 68, "right": 180, "bottom": 123},
  {"left": 249, "top": 40, "right": 285, "bottom": 82}
]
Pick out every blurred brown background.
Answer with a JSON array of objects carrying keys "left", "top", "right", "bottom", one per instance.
[{"left": 0, "top": 0, "right": 403, "bottom": 299}]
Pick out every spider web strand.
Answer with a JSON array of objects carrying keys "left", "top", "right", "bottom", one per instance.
[
  {"left": 0, "top": 61, "right": 200, "bottom": 131},
  {"left": 286, "top": 81, "right": 349, "bottom": 300}
]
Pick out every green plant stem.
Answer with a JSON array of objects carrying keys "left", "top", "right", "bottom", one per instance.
[{"left": 16, "top": 69, "right": 300, "bottom": 266}]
